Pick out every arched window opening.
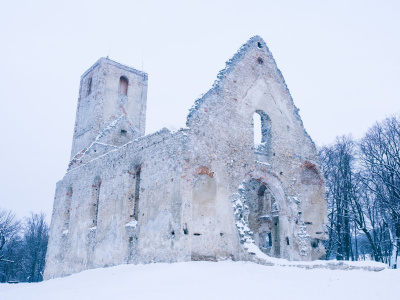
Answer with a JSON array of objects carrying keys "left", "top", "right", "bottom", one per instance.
[
  {"left": 87, "top": 77, "right": 92, "bottom": 96},
  {"left": 253, "top": 113, "right": 262, "bottom": 145},
  {"left": 253, "top": 110, "right": 272, "bottom": 148},
  {"left": 242, "top": 179, "right": 280, "bottom": 258},
  {"left": 119, "top": 76, "right": 128, "bottom": 95}
]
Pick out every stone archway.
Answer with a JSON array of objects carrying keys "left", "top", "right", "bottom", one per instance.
[
  {"left": 240, "top": 179, "right": 281, "bottom": 257},
  {"left": 191, "top": 167, "right": 217, "bottom": 261},
  {"left": 235, "top": 168, "right": 293, "bottom": 259}
]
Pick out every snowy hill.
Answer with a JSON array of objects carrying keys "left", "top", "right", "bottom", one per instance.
[{"left": 1, "top": 261, "right": 399, "bottom": 300}]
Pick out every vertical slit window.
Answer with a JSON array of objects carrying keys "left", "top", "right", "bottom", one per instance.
[
  {"left": 63, "top": 187, "right": 73, "bottom": 233},
  {"left": 87, "top": 77, "right": 92, "bottom": 96},
  {"left": 257, "top": 185, "right": 266, "bottom": 214},
  {"left": 134, "top": 167, "right": 141, "bottom": 220},
  {"left": 91, "top": 176, "right": 101, "bottom": 227},
  {"left": 253, "top": 110, "right": 272, "bottom": 154}
]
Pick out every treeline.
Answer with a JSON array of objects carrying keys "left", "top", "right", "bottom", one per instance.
[
  {"left": 0, "top": 210, "right": 48, "bottom": 282},
  {"left": 320, "top": 115, "right": 400, "bottom": 268}
]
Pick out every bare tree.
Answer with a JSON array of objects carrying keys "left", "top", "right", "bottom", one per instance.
[
  {"left": 22, "top": 213, "right": 49, "bottom": 282},
  {"left": 350, "top": 178, "right": 387, "bottom": 262},
  {"left": 320, "top": 136, "right": 357, "bottom": 260},
  {"left": 359, "top": 115, "right": 400, "bottom": 268},
  {"left": 0, "top": 208, "right": 21, "bottom": 282},
  {"left": 0, "top": 209, "right": 50, "bottom": 282}
]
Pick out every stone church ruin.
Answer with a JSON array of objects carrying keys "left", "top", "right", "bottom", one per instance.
[{"left": 44, "top": 36, "right": 328, "bottom": 279}]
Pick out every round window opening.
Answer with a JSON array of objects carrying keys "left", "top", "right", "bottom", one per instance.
[{"left": 257, "top": 42, "right": 263, "bottom": 48}]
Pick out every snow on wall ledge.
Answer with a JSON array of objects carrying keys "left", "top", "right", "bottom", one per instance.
[{"left": 45, "top": 36, "right": 330, "bottom": 279}]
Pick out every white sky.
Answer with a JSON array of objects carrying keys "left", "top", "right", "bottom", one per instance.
[{"left": 0, "top": 0, "right": 399, "bottom": 220}]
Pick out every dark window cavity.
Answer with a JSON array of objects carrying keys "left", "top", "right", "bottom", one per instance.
[
  {"left": 87, "top": 77, "right": 92, "bottom": 96},
  {"left": 120, "top": 76, "right": 128, "bottom": 95},
  {"left": 133, "top": 167, "right": 141, "bottom": 220}
]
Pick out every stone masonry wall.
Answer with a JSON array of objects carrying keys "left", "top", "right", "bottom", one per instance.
[
  {"left": 44, "top": 36, "right": 328, "bottom": 279},
  {"left": 71, "top": 58, "right": 148, "bottom": 159},
  {"left": 45, "top": 129, "right": 190, "bottom": 278},
  {"left": 186, "top": 36, "right": 327, "bottom": 261}
]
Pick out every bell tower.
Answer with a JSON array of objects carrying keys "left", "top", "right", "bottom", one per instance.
[{"left": 70, "top": 58, "right": 148, "bottom": 159}]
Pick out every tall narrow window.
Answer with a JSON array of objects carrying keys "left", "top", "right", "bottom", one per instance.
[
  {"left": 63, "top": 186, "right": 73, "bottom": 233},
  {"left": 253, "top": 113, "right": 262, "bottom": 145},
  {"left": 253, "top": 110, "right": 272, "bottom": 155},
  {"left": 87, "top": 77, "right": 92, "bottom": 96},
  {"left": 257, "top": 185, "right": 266, "bottom": 214},
  {"left": 133, "top": 167, "right": 141, "bottom": 220},
  {"left": 254, "top": 110, "right": 271, "bottom": 144},
  {"left": 120, "top": 76, "right": 128, "bottom": 95},
  {"left": 91, "top": 176, "right": 101, "bottom": 227}
]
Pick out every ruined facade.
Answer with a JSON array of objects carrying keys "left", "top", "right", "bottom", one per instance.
[{"left": 44, "top": 36, "right": 328, "bottom": 279}]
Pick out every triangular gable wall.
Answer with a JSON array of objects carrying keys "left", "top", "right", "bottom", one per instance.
[{"left": 186, "top": 36, "right": 316, "bottom": 161}]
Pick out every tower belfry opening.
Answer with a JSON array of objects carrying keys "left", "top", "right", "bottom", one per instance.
[{"left": 120, "top": 76, "right": 128, "bottom": 95}]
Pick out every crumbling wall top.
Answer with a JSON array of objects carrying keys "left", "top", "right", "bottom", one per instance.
[{"left": 185, "top": 35, "right": 316, "bottom": 151}]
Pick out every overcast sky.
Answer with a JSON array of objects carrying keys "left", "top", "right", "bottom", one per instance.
[{"left": 0, "top": 0, "right": 399, "bottom": 221}]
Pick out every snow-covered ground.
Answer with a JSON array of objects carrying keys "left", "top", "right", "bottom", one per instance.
[{"left": 1, "top": 261, "right": 399, "bottom": 300}]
